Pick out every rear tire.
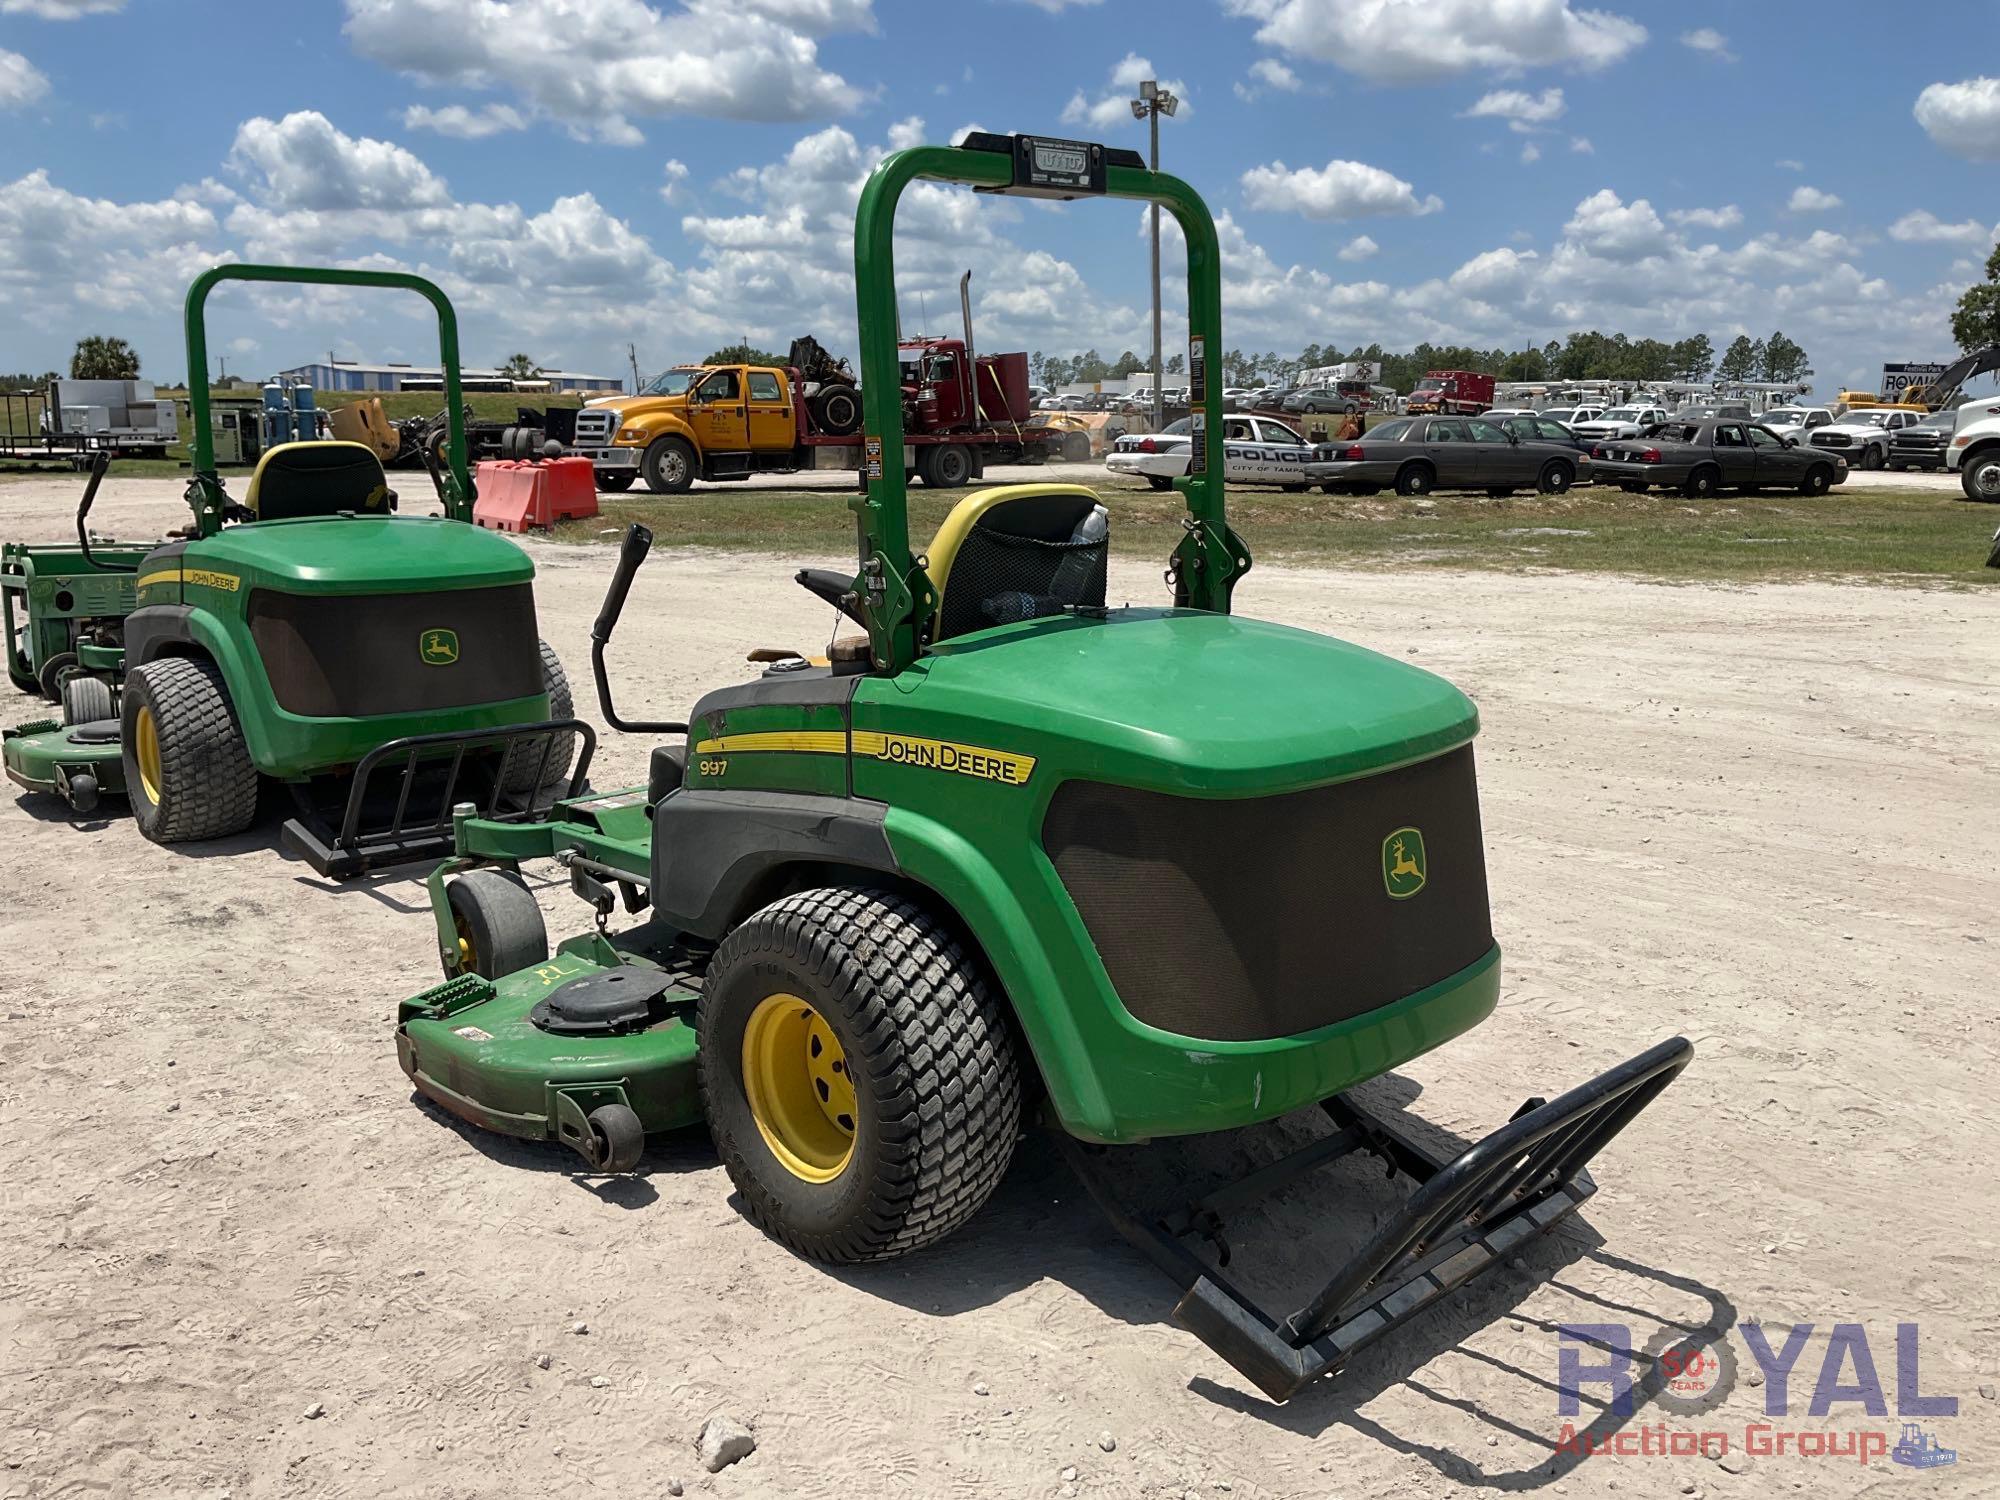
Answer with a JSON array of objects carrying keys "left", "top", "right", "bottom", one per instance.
[
  {"left": 642, "top": 435, "right": 696, "bottom": 495},
  {"left": 36, "top": 649, "right": 76, "bottom": 702},
  {"left": 121, "top": 657, "right": 258, "bottom": 845},
  {"left": 1394, "top": 463, "right": 1433, "bottom": 497},
  {"left": 698, "top": 886, "right": 1022, "bottom": 1264},
  {"left": 1683, "top": 466, "right": 1719, "bottom": 499},
  {"left": 500, "top": 639, "right": 575, "bottom": 795},
  {"left": 1145, "top": 474, "right": 1173, "bottom": 491},
  {"left": 443, "top": 867, "right": 548, "bottom": 980},
  {"left": 596, "top": 471, "right": 636, "bottom": 493},
  {"left": 918, "top": 444, "right": 972, "bottom": 488},
  {"left": 60, "top": 674, "right": 113, "bottom": 726}
]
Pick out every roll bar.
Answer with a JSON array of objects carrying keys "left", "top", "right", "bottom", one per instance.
[
  {"left": 182, "top": 264, "right": 474, "bottom": 534},
  {"left": 849, "top": 135, "right": 1250, "bottom": 673}
]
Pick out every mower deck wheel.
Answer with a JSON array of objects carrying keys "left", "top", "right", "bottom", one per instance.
[
  {"left": 443, "top": 868, "right": 548, "bottom": 980},
  {"left": 698, "top": 886, "right": 1022, "bottom": 1264},
  {"left": 120, "top": 658, "right": 258, "bottom": 844},
  {"left": 60, "top": 674, "right": 114, "bottom": 726},
  {"left": 587, "top": 1103, "right": 645, "bottom": 1173}
]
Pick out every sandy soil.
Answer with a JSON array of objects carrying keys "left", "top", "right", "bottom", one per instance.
[{"left": 3, "top": 475, "right": 1996, "bottom": 1499}]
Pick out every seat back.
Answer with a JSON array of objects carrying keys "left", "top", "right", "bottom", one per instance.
[
  {"left": 924, "top": 483, "right": 1108, "bottom": 644},
  {"left": 243, "top": 440, "right": 392, "bottom": 521}
]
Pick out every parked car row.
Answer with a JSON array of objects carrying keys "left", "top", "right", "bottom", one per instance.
[{"left": 1102, "top": 406, "right": 1854, "bottom": 500}]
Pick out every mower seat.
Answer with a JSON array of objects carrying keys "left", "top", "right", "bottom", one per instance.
[
  {"left": 648, "top": 744, "right": 686, "bottom": 808},
  {"left": 924, "top": 483, "right": 1108, "bottom": 644},
  {"left": 244, "top": 440, "right": 393, "bottom": 521}
]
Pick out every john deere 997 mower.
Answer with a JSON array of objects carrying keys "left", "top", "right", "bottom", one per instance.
[
  {"left": 392, "top": 133, "right": 1690, "bottom": 1401},
  {"left": 2, "top": 265, "right": 578, "bottom": 875}
]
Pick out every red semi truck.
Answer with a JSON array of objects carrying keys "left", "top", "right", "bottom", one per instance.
[{"left": 1406, "top": 369, "right": 1495, "bottom": 415}]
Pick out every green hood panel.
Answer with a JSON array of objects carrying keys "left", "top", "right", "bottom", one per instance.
[
  {"left": 185, "top": 516, "right": 535, "bottom": 594},
  {"left": 876, "top": 608, "right": 1478, "bottom": 793}
]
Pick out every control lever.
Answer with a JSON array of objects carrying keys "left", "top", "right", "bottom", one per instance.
[
  {"left": 74, "top": 452, "right": 134, "bottom": 572},
  {"left": 592, "top": 523, "right": 687, "bottom": 735}
]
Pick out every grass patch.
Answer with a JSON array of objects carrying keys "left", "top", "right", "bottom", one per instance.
[{"left": 553, "top": 479, "right": 2000, "bottom": 586}]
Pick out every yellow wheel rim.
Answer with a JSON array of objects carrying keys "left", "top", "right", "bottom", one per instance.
[
  {"left": 741, "top": 993, "right": 855, "bottom": 1183},
  {"left": 453, "top": 916, "right": 476, "bottom": 975},
  {"left": 133, "top": 704, "right": 162, "bottom": 804}
]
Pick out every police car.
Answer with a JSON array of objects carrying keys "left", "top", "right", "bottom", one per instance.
[{"left": 1104, "top": 413, "right": 1314, "bottom": 489}]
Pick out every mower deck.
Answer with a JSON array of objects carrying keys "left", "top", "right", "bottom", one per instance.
[
  {"left": 396, "top": 932, "right": 706, "bottom": 1166},
  {"left": 2, "top": 715, "right": 125, "bottom": 812}
]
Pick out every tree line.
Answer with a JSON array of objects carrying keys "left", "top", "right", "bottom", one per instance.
[{"left": 1029, "top": 329, "right": 1814, "bottom": 393}]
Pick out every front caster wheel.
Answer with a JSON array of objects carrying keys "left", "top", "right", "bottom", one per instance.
[{"left": 586, "top": 1103, "right": 645, "bottom": 1173}]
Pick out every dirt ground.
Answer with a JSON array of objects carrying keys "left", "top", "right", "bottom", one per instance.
[{"left": 3, "top": 475, "right": 1996, "bottom": 1499}]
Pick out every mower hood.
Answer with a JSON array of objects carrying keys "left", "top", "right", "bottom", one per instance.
[
  {"left": 901, "top": 608, "right": 1478, "bottom": 793},
  {"left": 185, "top": 515, "right": 535, "bottom": 595}
]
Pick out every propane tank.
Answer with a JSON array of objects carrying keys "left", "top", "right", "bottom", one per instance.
[
  {"left": 261, "top": 382, "right": 289, "bottom": 449},
  {"left": 290, "top": 382, "right": 318, "bottom": 442}
]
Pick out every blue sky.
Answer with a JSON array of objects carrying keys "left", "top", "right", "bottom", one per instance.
[{"left": 1, "top": 0, "right": 1997, "bottom": 394}]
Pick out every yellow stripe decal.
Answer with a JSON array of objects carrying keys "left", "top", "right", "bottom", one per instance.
[
  {"left": 135, "top": 567, "right": 182, "bottom": 590},
  {"left": 852, "top": 731, "right": 1036, "bottom": 787},
  {"left": 691, "top": 728, "right": 1035, "bottom": 786},
  {"left": 693, "top": 731, "right": 849, "bottom": 756}
]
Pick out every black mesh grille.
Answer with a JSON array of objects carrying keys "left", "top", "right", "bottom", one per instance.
[
  {"left": 247, "top": 583, "right": 542, "bottom": 718},
  {"left": 936, "top": 526, "right": 1106, "bottom": 641},
  {"left": 1043, "top": 747, "right": 1493, "bottom": 1042}
]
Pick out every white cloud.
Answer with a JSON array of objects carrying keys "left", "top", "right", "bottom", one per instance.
[
  {"left": 1888, "top": 210, "right": 1995, "bottom": 247},
  {"left": 1236, "top": 57, "right": 1302, "bottom": 101},
  {"left": 341, "top": 0, "right": 872, "bottom": 138},
  {"left": 1520, "top": 142, "right": 1541, "bottom": 164},
  {"left": 1063, "top": 52, "right": 1188, "bottom": 130},
  {"left": 1775, "top": 157, "right": 1804, "bottom": 171},
  {"left": 1787, "top": 185, "right": 1842, "bottom": 213},
  {"left": 659, "top": 158, "right": 690, "bottom": 203},
  {"left": 1668, "top": 203, "right": 1742, "bottom": 230},
  {"left": 1240, "top": 157, "right": 1442, "bottom": 220},
  {"left": 1463, "top": 87, "right": 1564, "bottom": 132},
  {"left": 0, "top": 0, "right": 121, "bottom": 14},
  {"left": 402, "top": 103, "right": 527, "bottom": 139},
  {"left": 1338, "top": 234, "right": 1378, "bottom": 262},
  {"left": 1562, "top": 188, "right": 1670, "bottom": 259},
  {"left": 1569, "top": 136, "right": 1594, "bottom": 154},
  {"left": 1679, "top": 27, "right": 1735, "bottom": 62},
  {"left": 1011, "top": 0, "right": 1100, "bottom": 9},
  {"left": 0, "top": 48, "right": 49, "bottom": 109},
  {"left": 0, "top": 170, "right": 224, "bottom": 328},
  {"left": 1222, "top": 0, "right": 1644, "bottom": 84},
  {"left": 230, "top": 111, "right": 450, "bottom": 213},
  {"left": 1914, "top": 77, "right": 2000, "bottom": 161}
]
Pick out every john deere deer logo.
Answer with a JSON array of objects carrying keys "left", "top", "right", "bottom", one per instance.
[
  {"left": 1383, "top": 827, "right": 1427, "bottom": 899},
  {"left": 420, "top": 628, "right": 459, "bottom": 666}
]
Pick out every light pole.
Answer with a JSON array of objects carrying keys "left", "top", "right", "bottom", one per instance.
[{"left": 1130, "top": 80, "right": 1178, "bottom": 432}]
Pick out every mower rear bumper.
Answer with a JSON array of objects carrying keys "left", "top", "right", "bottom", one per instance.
[
  {"left": 1062, "top": 1034, "right": 1693, "bottom": 1402},
  {"left": 280, "top": 716, "right": 596, "bottom": 879}
]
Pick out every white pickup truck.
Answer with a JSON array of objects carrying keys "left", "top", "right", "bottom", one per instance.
[{"left": 1947, "top": 396, "right": 2000, "bottom": 501}]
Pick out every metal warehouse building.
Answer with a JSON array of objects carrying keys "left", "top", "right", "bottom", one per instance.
[{"left": 276, "top": 359, "right": 623, "bottom": 394}]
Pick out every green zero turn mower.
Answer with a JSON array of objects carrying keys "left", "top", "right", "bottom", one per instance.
[
  {"left": 3, "top": 265, "right": 579, "bottom": 875},
  {"left": 393, "top": 133, "right": 1691, "bottom": 1401}
]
